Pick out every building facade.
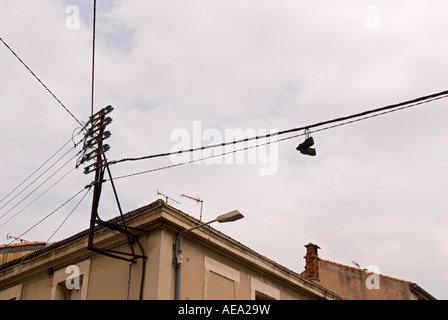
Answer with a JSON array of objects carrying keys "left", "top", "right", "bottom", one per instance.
[
  {"left": 0, "top": 200, "right": 340, "bottom": 300},
  {"left": 301, "top": 243, "right": 436, "bottom": 300}
]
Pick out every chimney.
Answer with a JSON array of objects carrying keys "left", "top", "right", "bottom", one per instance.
[{"left": 304, "top": 243, "right": 320, "bottom": 281}]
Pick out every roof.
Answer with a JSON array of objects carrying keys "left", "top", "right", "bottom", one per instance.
[
  {"left": 319, "top": 258, "right": 416, "bottom": 284},
  {"left": 0, "top": 199, "right": 343, "bottom": 300},
  {"left": 0, "top": 241, "right": 47, "bottom": 253},
  {"left": 0, "top": 241, "right": 46, "bottom": 249},
  {"left": 318, "top": 258, "right": 436, "bottom": 300},
  {"left": 0, "top": 200, "right": 163, "bottom": 272}
]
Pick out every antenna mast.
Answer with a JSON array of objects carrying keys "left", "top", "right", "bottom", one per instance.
[
  {"left": 6, "top": 233, "right": 27, "bottom": 243},
  {"left": 157, "top": 190, "right": 180, "bottom": 206},
  {"left": 180, "top": 194, "right": 204, "bottom": 221}
]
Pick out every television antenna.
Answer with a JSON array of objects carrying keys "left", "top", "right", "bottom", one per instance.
[
  {"left": 6, "top": 233, "right": 28, "bottom": 243},
  {"left": 180, "top": 194, "right": 204, "bottom": 221},
  {"left": 156, "top": 190, "right": 180, "bottom": 206}
]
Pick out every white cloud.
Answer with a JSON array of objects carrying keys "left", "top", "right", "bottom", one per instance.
[{"left": 0, "top": 0, "right": 447, "bottom": 299}]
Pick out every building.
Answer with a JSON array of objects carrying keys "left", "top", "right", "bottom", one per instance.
[
  {"left": 301, "top": 243, "right": 436, "bottom": 300},
  {"left": 0, "top": 200, "right": 341, "bottom": 300},
  {"left": 0, "top": 241, "right": 47, "bottom": 266}
]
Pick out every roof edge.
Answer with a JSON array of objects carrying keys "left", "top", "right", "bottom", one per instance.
[
  {"left": 410, "top": 283, "right": 437, "bottom": 300},
  {"left": 319, "top": 259, "right": 416, "bottom": 285},
  {"left": 0, "top": 200, "right": 165, "bottom": 272}
]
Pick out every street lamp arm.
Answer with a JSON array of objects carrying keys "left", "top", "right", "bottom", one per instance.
[
  {"left": 173, "top": 209, "right": 244, "bottom": 300},
  {"left": 179, "top": 219, "right": 218, "bottom": 235}
]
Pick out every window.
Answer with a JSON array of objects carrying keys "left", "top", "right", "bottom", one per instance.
[
  {"left": 55, "top": 274, "right": 84, "bottom": 300},
  {"left": 204, "top": 256, "right": 240, "bottom": 300},
  {"left": 250, "top": 277, "right": 280, "bottom": 300},
  {"left": 50, "top": 259, "right": 90, "bottom": 300},
  {"left": 0, "top": 283, "right": 23, "bottom": 300},
  {"left": 255, "top": 291, "right": 277, "bottom": 300}
]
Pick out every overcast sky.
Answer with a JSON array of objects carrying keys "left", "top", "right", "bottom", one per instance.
[{"left": 1, "top": 0, "right": 447, "bottom": 299}]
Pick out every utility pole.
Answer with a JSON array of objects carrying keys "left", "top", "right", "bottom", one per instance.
[
  {"left": 79, "top": 106, "right": 113, "bottom": 251},
  {"left": 78, "top": 105, "right": 147, "bottom": 299},
  {"left": 79, "top": 105, "right": 146, "bottom": 262}
]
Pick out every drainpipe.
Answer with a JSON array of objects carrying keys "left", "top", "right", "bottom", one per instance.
[
  {"left": 174, "top": 222, "right": 214, "bottom": 300},
  {"left": 126, "top": 262, "right": 132, "bottom": 300},
  {"left": 174, "top": 234, "right": 183, "bottom": 300}
]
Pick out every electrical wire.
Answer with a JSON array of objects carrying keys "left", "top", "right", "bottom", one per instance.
[
  {"left": 0, "top": 142, "right": 79, "bottom": 211},
  {"left": 5, "top": 88, "right": 441, "bottom": 236},
  {"left": 0, "top": 36, "right": 84, "bottom": 128},
  {"left": 4, "top": 186, "right": 90, "bottom": 247},
  {"left": 0, "top": 137, "right": 83, "bottom": 213},
  {"left": 0, "top": 123, "right": 85, "bottom": 211},
  {"left": 91, "top": 0, "right": 97, "bottom": 118},
  {"left": 107, "top": 93, "right": 448, "bottom": 181},
  {"left": 108, "top": 89, "right": 448, "bottom": 166},
  {"left": 108, "top": 131, "right": 296, "bottom": 181},
  {"left": 0, "top": 167, "right": 76, "bottom": 230},
  {"left": 309, "top": 93, "right": 448, "bottom": 134},
  {"left": 2, "top": 3, "right": 96, "bottom": 248},
  {"left": 108, "top": 131, "right": 292, "bottom": 181},
  {"left": 0, "top": 138, "right": 73, "bottom": 206},
  {"left": 46, "top": 186, "right": 91, "bottom": 243},
  {"left": 0, "top": 151, "right": 81, "bottom": 222}
]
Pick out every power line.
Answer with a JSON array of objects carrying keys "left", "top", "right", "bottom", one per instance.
[
  {"left": 108, "top": 127, "right": 298, "bottom": 181},
  {"left": 107, "top": 92, "right": 448, "bottom": 181},
  {"left": 5, "top": 186, "right": 89, "bottom": 246},
  {"left": 0, "top": 167, "right": 76, "bottom": 230},
  {"left": 46, "top": 187, "right": 91, "bottom": 243},
  {"left": 0, "top": 138, "right": 73, "bottom": 205},
  {"left": 0, "top": 151, "right": 81, "bottom": 222},
  {"left": 108, "top": 130, "right": 300, "bottom": 181},
  {"left": 90, "top": 0, "right": 97, "bottom": 118},
  {"left": 108, "top": 89, "right": 448, "bottom": 166},
  {"left": 309, "top": 93, "right": 448, "bottom": 134},
  {"left": 0, "top": 36, "right": 84, "bottom": 128},
  {"left": 0, "top": 137, "right": 83, "bottom": 213}
]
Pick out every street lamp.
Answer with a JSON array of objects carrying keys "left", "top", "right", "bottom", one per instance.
[{"left": 174, "top": 210, "right": 244, "bottom": 300}]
